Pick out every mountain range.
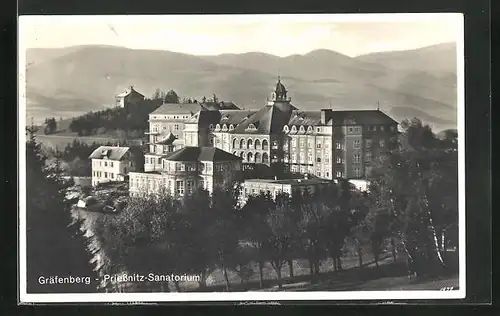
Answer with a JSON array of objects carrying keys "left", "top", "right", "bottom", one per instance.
[{"left": 25, "top": 42, "right": 458, "bottom": 131}]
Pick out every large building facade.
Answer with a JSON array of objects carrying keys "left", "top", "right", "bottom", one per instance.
[
  {"left": 171, "top": 77, "right": 398, "bottom": 180},
  {"left": 129, "top": 146, "right": 242, "bottom": 197}
]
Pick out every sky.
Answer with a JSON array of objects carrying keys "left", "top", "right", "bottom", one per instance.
[{"left": 19, "top": 14, "right": 463, "bottom": 57}]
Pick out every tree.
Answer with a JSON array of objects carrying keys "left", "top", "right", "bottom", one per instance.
[
  {"left": 368, "top": 121, "right": 458, "bottom": 277},
  {"left": 240, "top": 192, "right": 273, "bottom": 288},
  {"left": 164, "top": 90, "right": 180, "bottom": 104},
  {"left": 44, "top": 117, "right": 57, "bottom": 134},
  {"left": 208, "top": 187, "right": 241, "bottom": 291},
  {"left": 263, "top": 192, "right": 296, "bottom": 289},
  {"left": 26, "top": 129, "right": 98, "bottom": 293}
]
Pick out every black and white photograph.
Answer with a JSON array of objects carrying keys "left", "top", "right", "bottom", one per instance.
[{"left": 18, "top": 13, "right": 465, "bottom": 303}]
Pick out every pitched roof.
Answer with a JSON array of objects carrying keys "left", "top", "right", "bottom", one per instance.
[
  {"left": 116, "top": 86, "right": 145, "bottom": 98},
  {"left": 329, "top": 110, "right": 398, "bottom": 126},
  {"left": 287, "top": 111, "right": 323, "bottom": 126},
  {"left": 89, "top": 146, "right": 131, "bottom": 160},
  {"left": 165, "top": 147, "right": 242, "bottom": 162},
  {"left": 151, "top": 103, "right": 206, "bottom": 115},
  {"left": 219, "top": 110, "right": 257, "bottom": 125},
  {"left": 200, "top": 101, "right": 241, "bottom": 110},
  {"left": 155, "top": 132, "right": 177, "bottom": 145},
  {"left": 231, "top": 105, "right": 294, "bottom": 134}
]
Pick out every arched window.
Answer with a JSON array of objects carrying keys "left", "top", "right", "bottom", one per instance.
[
  {"left": 299, "top": 126, "right": 305, "bottom": 133},
  {"left": 233, "top": 138, "right": 238, "bottom": 149},
  {"left": 222, "top": 124, "right": 228, "bottom": 131},
  {"left": 254, "top": 152, "right": 261, "bottom": 163},
  {"left": 262, "top": 139, "right": 269, "bottom": 150},
  {"left": 209, "top": 124, "right": 214, "bottom": 130},
  {"left": 307, "top": 126, "right": 313, "bottom": 133},
  {"left": 240, "top": 151, "right": 245, "bottom": 159},
  {"left": 247, "top": 139, "right": 253, "bottom": 149},
  {"left": 254, "top": 139, "right": 261, "bottom": 150},
  {"left": 229, "top": 124, "right": 234, "bottom": 130},
  {"left": 283, "top": 125, "right": 289, "bottom": 133},
  {"left": 240, "top": 139, "right": 245, "bottom": 149},
  {"left": 247, "top": 152, "right": 253, "bottom": 162},
  {"left": 291, "top": 126, "right": 297, "bottom": 133},
  {"left": 215, "top": 124, "right": 221, "bottom": 131},
  {"left": 262, "top": 153, "right": 269, "bottom": 164}
]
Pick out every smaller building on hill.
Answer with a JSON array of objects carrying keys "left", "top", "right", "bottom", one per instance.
[
  {"left": 115, "top": 86, "right": 145, "bottom": 111},
  {"left": 89, "top": 146, "right": 137, "bottom": 187}
]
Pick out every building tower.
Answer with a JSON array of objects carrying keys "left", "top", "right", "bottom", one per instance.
[{"left": 268, "top": 76, "right": 291, "bottom": 105}]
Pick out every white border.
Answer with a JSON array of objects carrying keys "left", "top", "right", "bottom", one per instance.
[{"left": 18, "top": 13, "right": 466, "bottom": 303}]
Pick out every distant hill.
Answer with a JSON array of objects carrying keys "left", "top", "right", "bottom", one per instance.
[
  {"left": 25, "top": 43, "right": 458, "bottom": 131},
  {"left": 355, "top": 42, "right": 457, "bottom": 74}
]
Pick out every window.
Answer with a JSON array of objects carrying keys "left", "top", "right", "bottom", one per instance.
[
  {"left": 308, "top": 141, "right": 313, "bottom": 148},
  {"left": 199, "top": 179, "right": 204, "bottom": 189},
  {"left": 380, "top": 125, "right": 385, "bottom": 131},
  {"left": 284, "top": 126, "right": 289, "bottom": 132},
  {"left": 316, "top": 157, "right": 322, "bottom": 163},
  {"left": 111, "top": 173, "right": 114, "bottom": 179},
  {"left": 390, "top": 125, "right": 396, "bottom": 132},
  {"left": 254, "top": 139, "right": 261, "bottom": 150},
  {"left": 316, "top": 127, "right": 321, "bottom": 132},
  {"left": 233, "top": 138, "right": 238, "bottom": 149},
  {"left": 104, "top": 172, "right": 108, "bottom": 178},
  {"left": 355, "top": 127, "right": 361, "bottom": 133},
  {"left": 291, "top": 126, "right": 297, "bottom": 133},
  {"left": 336, "top": 142, "right": 343, "bottom": 150},
  {"left": 354, "top": 167, "right": 362, "bottom": 177},
  {"left": 348, "top": 127, "right": 353, "bottom": 133},
  {"left": 215, "top": 138, "right": 221, "bottom": 145},
  {"left": 180, "top": 164, "right": 185, "bottom": 171},
  {"left": 365, "top": 139, "right": 372, "bottom": 148},
  {"left": 186, "top": 180, "right": 194, "bottom": 193},
  {"left": 110, "top": 162, "right": 114, "bottom": 167},
  {"left": 337, "top": 156, "right": 343, "bottom": 163},
  {"left": 247, "top": 139, "right": 253, "bottom": 149},
  {"left": 299, "top": 126, "right": 305, "bottom": 133},
  {"left": 262, "top": 153, "right": 269, "bottom": 164},
  {"left": 353, "top": 153, "right": 361, "bottom": 163},
  {"left": 308, "top": 153, "right": 313, "bottom": 162},
  {"left": 291, "top": 139, "right": 297, "bottom": 148},
  {"left": 300, "top": 138, "right": 305, "bottom": 147},
  {"left": 209, "top": 124, "right": 214, "bottom": 130},
  {"left": 336, "top": 171, "right": 342, "bottom": 178},
  {"left": 262, "top": 139, "right": 269, "bottom": 150},
  {"left": 174, "top": 124, "right": 179, "bottom": 131},
  {"left": 353, "top": 140, "right": 361, "bottom": 149},
  {"left": 316, "top": 143, "right": 322, "bottom": 149},
  {"left": 176, "top": 180, "right": 184, "bottom": 195},
  {"left": 365, "top": 152, "right": 372, "bottom": 162},
  {"left": 299, "top": 153, "right": 304, "bottom": 161},
  {"left": 104, "top": 161, "right": 108, "bottom": 167},
  {"left": 379, "top": 139, "right": 385, "bottom": 148}
]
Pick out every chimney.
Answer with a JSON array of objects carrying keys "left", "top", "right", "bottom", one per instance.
[{"left": 320, "top": 109, "right": 332, "bottom": 124}]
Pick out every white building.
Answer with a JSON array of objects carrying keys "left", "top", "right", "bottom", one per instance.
[
  {"left": 241, "top": 177, "right": 333, "bottom": 203},
  {"left": 89, "top": 146, "right": 137, "bottom": 187}
]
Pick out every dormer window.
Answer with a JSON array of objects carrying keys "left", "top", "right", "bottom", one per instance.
[
  {"left": 307, "top": 126, "right": 313, "bottom": 133},
  {"left": 229, "top": 124, "right": 234, "bottom": 130},
  {"left": 209, "top": 124, "right": 214, "bottom": 130},
  {"left": 291, "top": 126, "right": 297, "bottom": 133},
  {"left": 283, "top": 125, "right": 289, "bottom": 133},
  {"left": 299, "top": 126, "right": 305, "bottom": 133},
  {"left": 215, "top": 124, "right": 221, "bottom": 131},
  {"left": 247, "top": 124, "right": 256, "bottom": 131},
  {"left": 222, "top": 124, "right": 228, "bottom": 131}
]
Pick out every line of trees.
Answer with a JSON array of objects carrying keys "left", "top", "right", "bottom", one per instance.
[
  {"left": 88, "top": 117, "right": 458, "bottom": 292},
  {"left": 43, "top": 117, "right": 57, "bottom": 135},
  {"left": 26, "top": 127, "right": 98, "bottom": 293}
]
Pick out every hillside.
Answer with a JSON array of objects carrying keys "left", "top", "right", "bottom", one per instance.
[{"left": 25, "top": 43, "right": 458, "bottom": 130}]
